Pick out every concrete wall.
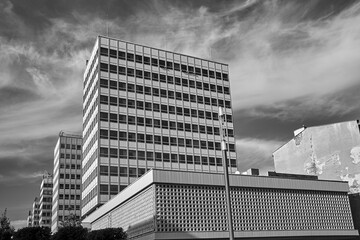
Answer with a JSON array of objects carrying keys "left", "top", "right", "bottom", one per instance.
[{"left": 274, "top": 120, "right": 360, "bottom": 193}]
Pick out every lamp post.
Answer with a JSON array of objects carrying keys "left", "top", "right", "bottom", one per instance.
[{"left": 219, "top": 107, "right": 234, "bottom": 240}]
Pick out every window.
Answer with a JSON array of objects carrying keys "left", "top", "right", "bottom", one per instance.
[
  {"left": 154, "top": 119, "right": 161, "bottom": 128},
  {"left": 170, "top": 137, "right": 177, "bottom": 146},
  {"left": 127, "top": 68, "right": 134, "bottom": 76},
  {"left": 100, "top": 47, "right": 108, "bottom": 56},
  {"left": 100, "top": 79, "right": 108, "bottom": 88},
  {"left": 160, "top": 74, "right": 166, "bottom": 82},
  {"left": 201, "top": 141, "right": 207, "bottom": 149},
  {"left": 154, "top": 136, "right": 161, "bottom": 144},
  {"left": 155, "top": 152, "right": 162, "bottom": 161},
  {"left": 192, "top": 124, "right": 198, "bottom": 133},
  {"left": 110, "top": 185, "right": 118, "bottom": 195},
  {"left": 177, "top": 122, "right": 184, "bottom": 131},
  {"left": 128, "top": 116, "right": 136, "bottom": 124},
  {"left": 136, "top": 101, "right": 144, "bottom": 110},
  {"left": 100, "top": 95, "right": 108, "bottom": 104},
  {"left": 171, "top": 154, "right": 178, "bottom": 163},
  {"left": 100, "top": 185, "right": 108, "bottom": 194},
  {"left": 178, "top": 138, "right": 185, "bottom": 147},
  {"left": 160, "top": 89, "right": 167, "bottom": 98},
  {"left": 127, "top": 53, "right": 134, "bottom": 62},
  {"left": 153, "top": 103, "right": 160, "bottom": 112},
  {"left": 152, "top": 73, "right": 158, "bottom": 81},
  {"left": 146, "top": 135, "right": 153, "bottom": 143},
  {"left": 151, "top": 58, "right": 158, "bottom": 66},
  {"left": 168, "top": 91, "right": 175, "bottom": 99},
  {"left": 163, "top": 153, "right": 170, "bottom": 162},
  {"left": 145, "top": 102, "right": 152, "bottom": 111},
  {"left": 138, "top": 151, "right": 145, "bottom": 160},
  {"left": 119, "top": 149, "right": 127, "bottom": 158},
  {"left": 137, "top": 117, "right": 144, "bottom": 126},
  {"left": 119, "top": 115, "right": 126, "bottom": 123},
  {"left": 153, "top": 88, "right": 159, "bottom": 96},
  {"left": 176, "top": 92, "right": 182, "bottom": 100},
  {"left": 136, "top": 85, "right": 143, "bottom": 94},
  {"left": 162, "top": 120, "right": 168, "bottom": 129},
  {"left": 100, "top": 148, "right": 108, "bottom": 157},
  {"left": 110, "top": 148, "right": 118, "bottom": 158},
  {"left": 146, "top": 151, "right": 154, "bottom": 161},
  {"left": 100, "top": 166, "right": 108, "bottom": 175},
  {"left": 186, "top": 155, "right": 193, "bottom": 164},
  {"left": 169, "top": 106, "right": 175, "bottom": 114},
  {"left": 120, "top": 167, "right": 127, "bottom": 177},
  {"left": 145, "top": 118, "right": 152, "bottom": 127},
  {"left": 110, "top": 64, "right": 117, "bottom": 73},
  {"left": 128, "top": 133, "right": 136, "bottom": 142},
  {"left": 162, "top": 136, "right": 169, "bottom": 145},
  {"left": 129, "top": 167, "right": 137, "bottom": 177},
  {"left": 186, "top": 139, "right": 192, "bottom": 148},
  {"left": 135, "top": 54, "right": 142, "bottom": 63},
  {"left": 144, "top": 56, "right": 150, "bottom": 65},
  {"left": 127, "top": 99, "right": 135, "bottom": 108},
  {"left": 118, "top": 51, "right": 125, "bottom": 60},
  {"left": 109, "top": 113, "right": 117, "bottom": 123},
  {"left": 110, "top": 130, "right": 117, "bottom": 140},
  {"left": 100, "top": 129, "right": 108, "bottom": 139},
  {"left": 144, "top": 71, "right": 151, "bottom": 79},
  {"left": 137, "top": 133, "right": 145, "bottom": 143},
  {"left": 167, "top": 76, "right": 174, "bottom": 84},
  {"left": 119, "top": 132, "right": 127, "bottom": 141},
  {"left": 129, "top": 150, "right": 136, "bottom": 159}
]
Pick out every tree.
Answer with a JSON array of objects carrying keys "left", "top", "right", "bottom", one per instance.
[
  {"left": 51, "top": 226, "right": 88, "bottom": 240},
  {"left": 13, "top": 227, "right": 51, "bottom": 240},
  {"left": 60, "top": 213, "right": 81, "bottom": 228},
  {"left": 87, "top": 228, "right": 127, "bottom": 240},
  {"left": 0, "top": 209, "right": 14, "bottom": 240}
]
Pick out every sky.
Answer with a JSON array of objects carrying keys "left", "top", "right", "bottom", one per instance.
[{"left": 1, "top": 0, "right": 360, "bottom": 226}]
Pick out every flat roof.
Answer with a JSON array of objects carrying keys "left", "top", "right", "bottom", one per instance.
[
  {"left": 98, "top": 35, "right": 228, "bottom": 66},
  {"left": 83, "top": 169, "right": 349, "bottom": 224}
]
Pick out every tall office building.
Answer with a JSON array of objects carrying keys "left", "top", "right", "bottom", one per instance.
[
  {"left": 51, "top": 132, "right": 82, "bottom": 233},
  {"left": 39, "top": 172, "right": 53, "bottom": 227},
  {"left": 82, "top": 36, "right": 237, "bottom": 217},
  {"left": 31, "top": 197, "right": 40, "bottom": 227}
]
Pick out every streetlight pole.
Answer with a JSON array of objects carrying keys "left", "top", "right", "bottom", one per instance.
[{"left": 219, "top": 107, "right": 235, "bottom": 240}]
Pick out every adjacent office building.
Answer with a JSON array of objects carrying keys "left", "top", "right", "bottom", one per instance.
[
  {"left": 51, "top": 132, "right": 82, "bottom": 233},
  {"left": 83, "top": 169, "right": 358, "bottom": 240},
  {"left": 273, "top": 120, "right": 360, "bottom": 193},
  {"left": 39, "top": 172, "right": 53, "bottom": 227},
  {"left": 82, "top": 36, "right": 237, "bottom": 217},
  {"left": 31, "top": 197, "right": 40, "bottom": 227},
  {"left": 27, "top": 210, "right": 32, "bottom": 227}
]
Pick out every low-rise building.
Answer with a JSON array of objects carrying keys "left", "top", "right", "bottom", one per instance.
[
  {"left": 83, "top": 169, "right": 358, "bottom": 240},
  {"left": 273, "top": 120, "right": 360, "bottom": 193}
]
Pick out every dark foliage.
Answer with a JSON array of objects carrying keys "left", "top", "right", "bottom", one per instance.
[
  {"left": 87, "top": 228, "right": 127, "bottom": 240},
  {"left": 13, "top": 227, "right": 51, "bottom": 240},
  {"left": 0, "top": 209, "right": 14, "bottom": 240},
  {"left": 51, "top": 226, "right": 88, "bottom": 240}
]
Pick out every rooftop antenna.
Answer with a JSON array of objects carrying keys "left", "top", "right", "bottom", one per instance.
[{"left": 106, "top": 3, "right": 110, "bottom": 37}]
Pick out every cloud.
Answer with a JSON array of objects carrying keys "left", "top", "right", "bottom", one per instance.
[
  {"left": 236, "top": 138, "right": 282, "bottom": 174},
  {"left": 11, "top": 220, "right": 27, "bottom": 230}
]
